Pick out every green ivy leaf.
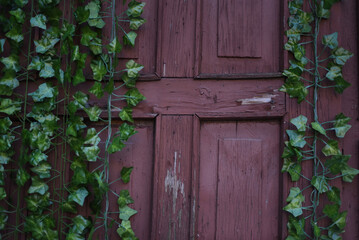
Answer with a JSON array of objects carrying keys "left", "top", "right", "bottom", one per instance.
[
  {"left": 0, "top": 98, "right": 21, "bottom": 115},
  {"left": 325, "top": 155, "right": 350, "bottom": 174},
  {"left": 84, "top": 128, "right": 100, "bottom": 145},
  {"left": 35, "top": 37, "right": 60, "bottom": 54},
  {"left": 326, "top": 65, "right": 342, "bottom": 81},
  {"left": 287, "top": 215, "right": 305, "bottom": 239},
  {"left": 73, "top": 91, "right": 88, "bottom": 109},
  {"left": 283, "top": 67, "right": 302, "bottom": 81},
  {"left": 73, "top": 69, "right": 86, "bottom": 86},
  {"left": 71, "top": 168, "right": 88, "bottom": 185},
  {"left": 61, "top": 201, "right": 78, "bottom": 214},
  {"left": 126, "top": 60, "right": 144, "bottom": 78},
  {"left": 280, "top": 79, "right": 308, "bottom": 103},
  {"left": 341, "top": 165, "right": 359, "bottom": 183},
  {"left": 323, "top": 204, "right": 339, "bottom": 220},
  {"left": 126, "top": 1, "right": 145, "bottom": 18},
  {"left": 282, "top": 158, "right": 301, "bottom": 181},
  {"left": 332, "top": 211, "right": 347, "bottom": 230},
  {"left": 107, "top": 38, "right": 122, "bottom": 54},
  {"left": 0, "top": 39, "right": 5, "bottom": 53},
  {"left": 84, "top": 106, "right": 102, "bottom": 121},
  {"left": 117, "top": 190, "right": 134, "bottom": 208},
  {"left": 14, "top": 0, "right": 29, "bottom": 8},
  {"left": 29, "top": 83, "right": 56, "bottom": 102},
  {"left": 119, "top": 205, "right": 137, "bottom": 220},
  {"left": 89, "top": 37, "right": 102, "bottom": 55},
  {"left": 75, "top": 6, "right": 90, "bottom": 24},
  {"left": 104, "top": 78, "right": 114, "bottom": 94},
  {"left": 39, "top": 62, "right": 55, "bottom": 78},
  {"left": 107, "top": 136, "right": 125, "bottom": 154},
  {"left": 286, "top": 187, "right": 303, "bottom": 202},
  {"left": 322, "top": 140, "right": 341, "bottom": 156},
  {"left": 326, "top": 187, "right": 341, "bottom": 205},
  {"left": 66, "top": 116, "right": 87, "bottom": 137},
  {"left": 0, "top": 152, "right": 12, "bottom": 164},
  {"left": 311, "top": 122, "right": 326, "bottom": 135},
  {"left": 119, "top": 107, "right": 134, "bottom": 123},
  {"left": 121, "top": 166, "right": 133, "bottom": 184},
  {"left": 25, "top": 192, "right": 52, "bottom": 214},
  {"left": 123, "top": 31, "right": 137, "bottom": 47},
  {"left": 286, "top": 130, "right": 306, "bottom": 148},
  {"left": 317, "top": 1, "right": 331, "bottom": 19},
  {"left": 0, "top": 211, "right": 8, "bottom": 230},
  {"left": 322, "top": 32, "right": 338, "bottom": 50},
  {"left": 311, "top": 176, "right": 329, "bottom": 193},
  {"left": 28, "top": 176, "right": 49, "bottom": 195},
  {"left": 28, "top": 56, "right": 44, "bottom": 71},
  {"left": 332, "top": 47, "right": 353, "bottom": 66},
  {"left": 30, "top": 149, "right": 47, "bottom": 167},
  {"left": 290, "top": 115, "right": 307, "bottom": 132},
  {"left": 323, "top": 0, "right": 340, "bottom": 9},
  {"left": 125, "top": 88, "right": 145, "bottom": 107},
  {"left": 68, "top": 187, "right": 89, "bottom": 206},
  {"left": 122, "top": 72, "right": 137, "bottom": 88},
  {"left": 30, "top": 14, "right": 47, "bottom": 30},
  {"left": 0, "top": 187, "right": 6, "bottom": 200},
  {"left": 1, "top": 56, "right": 21, "bottom": 72},
  {"left": 5, "top": 25, "right": 24, "bottom": 43},
  {"left": 283, "top": 187, "right": 305, "bottom": 217},
  {"left": 89, "top": 82, "right": 104, "bottom": 98},
  {"left": 117, "top": 220, "right": 137, "bottom": 239},
  {"left": 130, "top": 17, "right": 146, "bottom": 30},
  {"left": 91, "top": 59, "right": 107, "bottom": 81},
  {"left": 0, "top": 117, "right": 12, "bottom": 134},
  {"left": 118, "top": 123, "right": 137, "bottom": 142},
  {"left": 0, "top": 71, "right": 20, "bottom": 96},
  {"left": 86, "top": 1, "right": 105, "bottom": 28},
  {"left": 10, "top": 8, "right": 26, "bottom": 24},
  {"left": 70, "top": 215, "right": 91, "bottom": 235},
  {"left": 81, "top": 26, "right": 97, "bottom": 46},
  {"left": 65, "top": 233, "right": 84, "bottom": 240},
  {"left": 334, "top": 76, "right": 351, "bottom": 94},
  {"left": 81, "top": 145, "right": 100, "bottom": 162},
  {"left": 31, "top": 161, "right": 52, "bottom": 179}
]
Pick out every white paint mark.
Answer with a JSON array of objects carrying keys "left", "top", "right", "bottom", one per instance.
[
  {"left": 163, "top": 63, "right": 166, "bottom": 76},
  {"left": 165, "top": 151, "right": 185, "bottom": 214},
  {"left": 237, "top": 94, "right": 277, "bottom": 105}
]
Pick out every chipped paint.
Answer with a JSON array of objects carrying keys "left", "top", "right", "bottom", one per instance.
[
  {"left": 165, "top": 151, "right": 185, "bottom": 214},
  {"left": 236, "top": 94, "right": 277, "bottom": 105}
]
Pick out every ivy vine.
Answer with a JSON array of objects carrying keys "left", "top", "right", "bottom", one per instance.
[
  {"left": 281, "top": 0, "right": 358, "bottom": 239},
  {"left": 0, "top": 0, "right": 146, "bottom": 239}
]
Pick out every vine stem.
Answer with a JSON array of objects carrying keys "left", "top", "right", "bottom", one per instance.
[
  {"left": 103, "top": 0, "right": 117, "bottom": 238},
  {"left": 15, "top": 1, "right": 34, "bottom": 239},
  {"left": 312, "top": 3, "right": 320, "bottom": 239}
]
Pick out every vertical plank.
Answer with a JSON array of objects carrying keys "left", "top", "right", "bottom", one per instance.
[
  {"left": 152, "top": 115, "right": 193, "bottom": 239},
  {"left": 160, "top": 0, "right": 196, "bottom": 77},
  {"left": 216, "top": 139, "right": 262, "bottom": 239},
  {"left": 218, "top": 0, "right": 262, "bottom": 58}
]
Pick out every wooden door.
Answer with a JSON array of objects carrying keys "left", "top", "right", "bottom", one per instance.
[{"left": 105, "top": 0, "right": 359, "bottom": 239}]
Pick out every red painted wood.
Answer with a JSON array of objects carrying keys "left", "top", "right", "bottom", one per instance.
[
  {"left": 218, "top": 0, "right": 262, "bottom": 58},
  {"left": 197, "top": 121, "right": 280, "bottom": 240},
  {"left": 152, "top": 115, "right": 193, "bottom": 239},
  {"left": 216, "top": 139, "right": 262, "bottom": 239},
  {"left": 195, "top": 0, "right": 281, "bottom": 77}
]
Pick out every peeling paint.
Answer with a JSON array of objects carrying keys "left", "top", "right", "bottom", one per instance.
[
  {"left": 236, "top": 94, "right": 277, "bottom": 105},
  {"left": 165, "top": 151, "right": 185, "bottom": 214}
]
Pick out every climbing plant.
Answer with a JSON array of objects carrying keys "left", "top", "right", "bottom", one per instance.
[
  {"left": 0, "top": 0, "right": 145, "bottom": 239},
  {"left": 281, "top": 0, "right": 358, "bottom": 239}
]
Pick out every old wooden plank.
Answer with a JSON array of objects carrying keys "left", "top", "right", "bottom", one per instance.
[
  {"left": 218, "top": 0, "right": 262, "bottom": 58},
  {"left": 152, "top": 115, "right": 192, "bottom": 239},
  {"left": 160, "top": 0, "right": 196, "bottom": 77},
  {"left": 197, "top": 121, "right": 280, "bottom": 239},
  {"left": 196, "top": 0, "right": 281, "bottom": 76}
]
